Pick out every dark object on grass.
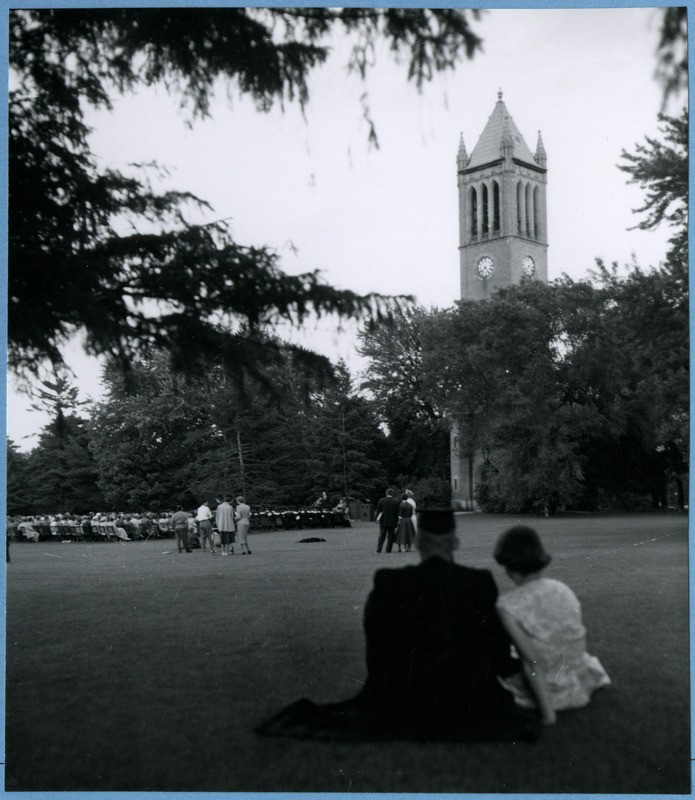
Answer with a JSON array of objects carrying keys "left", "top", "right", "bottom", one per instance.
[{"left": 297, "top": 537, "right": 326, "bottom": 543}]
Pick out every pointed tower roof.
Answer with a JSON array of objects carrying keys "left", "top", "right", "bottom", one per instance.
[
  {"left": 535, "top": 130, "right": 547, "bottom": 166},
  {"left": 457, "top": 133, "right": 469, "bottom": 169},
  {"left": 467, "top": 91, "right": 538, "bottom": 170}
]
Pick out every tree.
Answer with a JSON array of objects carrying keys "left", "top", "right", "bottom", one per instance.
[
  {"left": 88, "top": 353, "right": 213, "bottom": 509},
  {"left": 619, "top": 108, "right": 688, "bottom": 279},
  {"left": 616, "top": 62, "right": 688, "bottom": 506},
  {"left": 654, "top": 7, "right": 688, "bottom": 107},
  {"left": 576, "top": 262, "right": 689, "bottom": 508},
  {"left": 300, "top": 363, "right": 387, "bottom": 502},
  {"left": 357, "top": 307, "right": 450, "bottom": 500},
  {"left": 15, "top": 375, "right": 105, "bottom": 513},
  {"left": 6, "top": 440, "right": 32, "bottom": 515},
  {"left": 88, "top": 344, "right": 390, "bottom": 509},
  {"left": 9, "top": 8, "right": 483, "bottom": 384},
  {"left": 421, "top": 283, "right": 607, "bottom": 513},
  {"left": 185, "top": 358, "right": 315, "bottom": 506},
  {"left": 25, "top": 416, "right": 106, "bottom": 514},
  {"left": 417, "top": 265, "right": 688, "bottom": 513}
]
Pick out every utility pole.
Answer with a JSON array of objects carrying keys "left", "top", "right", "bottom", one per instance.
[{"left": 236, "top": 427, "right": 247, "bottom": 496}]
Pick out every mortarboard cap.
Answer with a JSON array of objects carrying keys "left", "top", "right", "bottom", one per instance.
[{"left": 417, "top": 508, "right": 456, "bottom": 535}]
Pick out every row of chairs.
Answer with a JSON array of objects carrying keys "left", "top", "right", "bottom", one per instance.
[
  {"left": 12, "top": 521, "right": 170, "bottom": 543},
  {"left": 91, "top": 522, "right": 163, "bottom": 541}
]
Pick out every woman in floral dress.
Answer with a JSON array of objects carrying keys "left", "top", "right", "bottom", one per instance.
[{"left": 493, "top": 525, "right": 610, "bottom": 725}]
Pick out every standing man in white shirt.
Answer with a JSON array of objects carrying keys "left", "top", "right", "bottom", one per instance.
[{"left": 196, "top": 500, "right": 216, "bottom": 554}]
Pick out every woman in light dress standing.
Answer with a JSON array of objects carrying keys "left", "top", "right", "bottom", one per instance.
[
  {"left": 396, "top": 493, "right": 416, "bottom": 552},
  {"left": 235, "top": 496, "right": 252, "bottom": 555},
  {"left": 405, "top": 489, "right": 417, "bottom": 534}
]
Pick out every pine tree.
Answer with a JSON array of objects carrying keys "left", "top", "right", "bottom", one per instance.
[
  {"left": 16, "top": 375, "right": 105, "bottom": 513},
  {"left": 9, "top": 8, "right": 482, "bottom": 382},
  {"left": 6, "top": 440, "right": 32, "bottom": 515}
]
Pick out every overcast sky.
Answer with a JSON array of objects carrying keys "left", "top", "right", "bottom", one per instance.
[{"left": 7, "top": 6, "right": 680, "bottom": 450}]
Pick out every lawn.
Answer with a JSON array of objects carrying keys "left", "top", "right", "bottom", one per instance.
[{"left": 4, "top": 512, "right": 690, "bottom": 793}]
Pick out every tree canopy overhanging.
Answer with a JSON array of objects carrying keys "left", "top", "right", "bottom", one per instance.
[
  {"left": 8, "top": 7, "right": 484, "bottom": 383},
  {"left": 619, "top": 108, "right": 688, "bottom": 276}
]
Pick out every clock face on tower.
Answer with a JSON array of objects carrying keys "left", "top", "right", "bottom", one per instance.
[
  {"left": 522, "top": 256, "right": 535, "bottom": 276},
  {"left": 476, "top": 256, "right": 495, "bottom": 279}
]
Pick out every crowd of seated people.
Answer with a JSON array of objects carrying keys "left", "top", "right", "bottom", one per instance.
[
  {"left": 250, "top": 506, "right": 352, "bottom": 532},
  {"left": 7, "top": 512, "right": 166, "bottom": 543},
  {"left": 7, "top": 503, "right": 352, "bottom": 544}
]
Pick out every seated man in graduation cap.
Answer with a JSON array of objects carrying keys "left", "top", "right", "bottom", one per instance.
[{"left": 257, "top": 508, "right": 538, "bottom": 742}]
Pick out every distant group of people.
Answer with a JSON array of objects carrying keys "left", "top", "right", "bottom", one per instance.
[
  {"left": 173, "top": 495, "right": 252, "bottom": 555},
  {"left": 258, "top": 509, "right": 610, "bottom": 742},
  {"left": 8, "top": 495, "right": 352, "bottom": 549},
  {"left": 7, "top": 495, "right": 254, "bottom": 552},
  {"left": 374, "top": 488, "right": 417, "bottom": 552}
]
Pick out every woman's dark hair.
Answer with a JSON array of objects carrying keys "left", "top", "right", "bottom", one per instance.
[
  {"left": 494, "top": 525, "right": 551, "bottom": 575},
  {"left": 401, "top": 493, "right": 408, "bottom": 501}
]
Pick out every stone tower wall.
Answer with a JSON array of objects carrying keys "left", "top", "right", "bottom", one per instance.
[{"left": 451, "top": 101, "right": 548, "bottom": 507}]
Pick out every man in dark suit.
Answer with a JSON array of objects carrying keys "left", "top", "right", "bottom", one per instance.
[
  {"left": 358, "top": 507, "right": 524, "bottom": 738},
  {"left": 374, "top": 488, "right": 401, "bottom": 553},
  {"left": 258, "top": 508, "right": 536, "bottom": 742}
]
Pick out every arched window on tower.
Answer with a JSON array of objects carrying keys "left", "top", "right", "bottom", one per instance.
[
  {"left": 470, "top": 187, "right": 477, "bottom": 240},
  {"left": 525, "top": 183, "right": 533, "bottom": 237},
  {"left": 533, "top": 185, "right": 540, "bottom": 239},
  {"left": 482, "top": 183, "right": 489, "bottom": 236},
  {"left": 516, "top": 181, "right": 523, "bottom": 233},
  {"left": 493, "top": 181, "right": 500, "bottom": 234}
]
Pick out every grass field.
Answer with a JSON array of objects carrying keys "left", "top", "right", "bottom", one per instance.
[{"left": 4, "top": 512, "right": 690, "bottom": 793}]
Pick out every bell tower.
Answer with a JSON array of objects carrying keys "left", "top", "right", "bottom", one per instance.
[
  {"left": 457, "top": 92, "right": 548, "bottom": 300},
  {"left": 451, "top": 93, "right": 549, "bottom": 508}
]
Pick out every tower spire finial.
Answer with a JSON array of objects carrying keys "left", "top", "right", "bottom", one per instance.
[
  {"left": 497, "top": 88, "right": 503, "bottom": 102},
  {"left": 457, "top": 132, "right": 469, "bottom": 169},
  {"left": 535, "top": 129, "right": 547, "bottom": 166}
]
